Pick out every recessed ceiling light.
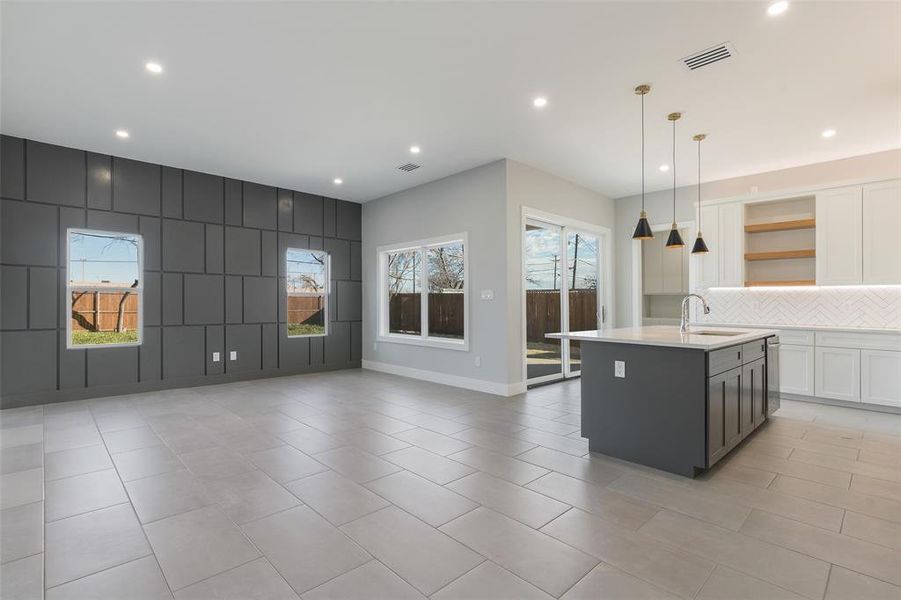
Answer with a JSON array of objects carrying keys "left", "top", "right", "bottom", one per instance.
[
  {"left": 333, "top": 178, "right": 343, "bottom": 185},
  {"left": 658, "top": 164, "right": 670, "bottom": 172},
  {"left": 115, "top": 130, "right": 130, "bottom": 139},
  {"left": 145, "top": 61, "right": 163, "bottom": 74},
  {"left": 767, "top": 1, "right": 789, "bottom": 16},
  {"left": 533, "top": 96, "right": 548, "bottom": 108},
  {"left": 409, "top": 145, "right": 421, "bottom": 154},
  {"left": 821, "top": 129, "right": 837, "bottom": 138}
]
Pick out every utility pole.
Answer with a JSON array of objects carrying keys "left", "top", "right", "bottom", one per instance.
[
  {"left": 571, "top": 234, "right": 580, "bottom": 290},
  {"left": 552, "top": 254, "right": 558, "bottom": 290}
]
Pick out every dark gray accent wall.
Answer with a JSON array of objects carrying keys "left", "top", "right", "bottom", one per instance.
[{"left": 0, "top": 136, "right": 362, "bottom": 408}]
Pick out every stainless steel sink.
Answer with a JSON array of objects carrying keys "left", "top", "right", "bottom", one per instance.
[{"left": 690, "top": 330, "right": 746, "bottom": 337}]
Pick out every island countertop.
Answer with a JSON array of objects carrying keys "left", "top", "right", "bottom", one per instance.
[{"left": 547, "top": 325, "right": 778, "bottom": 350}]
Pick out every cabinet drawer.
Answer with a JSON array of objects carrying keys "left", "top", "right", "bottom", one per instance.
[
  {"left": 709, "top": 345, "right": 743, "bottom": 377},
  {"left": 777, "top": 329, "right": 814, "bottom": 346},
  {"left": 742, "top": 339, "right": 767, "bottom": 363},
  {"left": 815, "top": 331, "right": 901, "bottom": 352}
]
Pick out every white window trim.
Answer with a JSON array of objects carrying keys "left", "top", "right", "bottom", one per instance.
[
  {"left": 286, "top": 248, "right": 330, "bottom": 338},
  {"left": 377, "top": 232, "right": 469, "bottom": 351},
  {"left": 65, "top": 228, "right": 144, "bottom": 350}
]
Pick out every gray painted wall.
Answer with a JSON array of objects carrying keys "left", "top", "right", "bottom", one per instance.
[{"left": 0, "top": 136, "right": 362, "bottom": 408}]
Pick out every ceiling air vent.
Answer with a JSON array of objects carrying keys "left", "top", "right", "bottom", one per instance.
[
  {"left": 397, "top": 163, "right": 421, "bottom": 172},
  {"left": 681, "top": 42, "right": 735, "bottom": 71}
]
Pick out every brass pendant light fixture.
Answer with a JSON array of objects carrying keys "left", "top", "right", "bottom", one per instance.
[
  {"left": 665, "top": 112, "right": 685, "bottom": 248},
  {"left": 691, "top": 133, "right": 710, "bottom": 254},
  {"left": 631, "top": 84, "right": 654, "bottom": 240}
]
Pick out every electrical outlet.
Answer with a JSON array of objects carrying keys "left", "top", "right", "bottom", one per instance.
[
  {"left": 614, "top": 360, "right": 626, "bottom": 378},
  {"left": 474, "top": 355, "right": 481, "bottom": 367},
  {"left": 212, "top": 352, "right": 220, "bottom": 362},
  {"left": 229, "top": 351, "right": 237, "bottom": 361},
  {"left": 480, "top": 290, "right": 494, "bottom": 301}
]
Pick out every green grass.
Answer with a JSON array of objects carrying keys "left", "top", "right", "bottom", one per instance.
[
  {"left": 288, "top": 323, "right": 326, "bottom": 336},
  {"left": 71, "top": 330, "right": 139, "bottom": 346}
]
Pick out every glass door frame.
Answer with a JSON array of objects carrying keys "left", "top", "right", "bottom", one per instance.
[{"left": 521, "top": 208, "right": 612, "bottom": 386}]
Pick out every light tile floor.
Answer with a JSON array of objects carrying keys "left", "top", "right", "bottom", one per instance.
[{"left": 2, "top": 370, "right": 901, "bottom": 599}]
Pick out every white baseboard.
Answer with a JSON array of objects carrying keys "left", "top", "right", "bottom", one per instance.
[{"left": 362, "top": 360, "right": 525, "bottom": 397}]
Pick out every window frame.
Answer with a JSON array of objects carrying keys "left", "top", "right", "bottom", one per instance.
[
  {"left": 377, "top": 232, "right": 469, "bottom": 351},
  {"left": 65, "top": 227, "right": 144, "bottom": 350},
  {"left": 285, "top": 247, "right": 330, "bottom": 339}
]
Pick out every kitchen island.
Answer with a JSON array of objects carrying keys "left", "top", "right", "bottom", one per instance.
[{"left": 548, "top": 326, "right": 778, "bottom": 477}]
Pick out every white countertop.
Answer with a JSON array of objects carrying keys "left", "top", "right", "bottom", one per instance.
[
  {"left": 547, "top": 326, "right": 778, "bottom": 350},
  {"left": 700, "top": 322, "right": 901, "bottom": 335}
]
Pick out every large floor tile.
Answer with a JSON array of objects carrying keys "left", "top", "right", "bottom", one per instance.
[
  {"left": 540, "top": 508, "right": 714, "bottom": 599},
  {"left": 0, "top": 501, "right": 43, "bottom": 564},
  {"left": 825, "top": 565, "right": 901, "bottom": 600},
  {"left": 447, "top": 472, "right": 569, "bottom": 529},
  {"left": 774, "top": 474, "right": 901, "bottom": 524},
  {"left": 276, "top": 425, "right": 343, "bottom": 455},
  {"left": 249, "top": 445, "right": 327, "bottom": 483},
  {"left": 366, "top": 470, "right": 477, "bottom": 527},
  {"left": 517, "top": 446, "right": 622, "bottom": 486},
  {"left": 392, "top": 427, "right": 472, "bottom": 456},
  {"left": 639, "top": 509, "right": 830, "bottom": 599},
  {"left": 330, "top": 427, "right": 411, "bottom": 455},
  {"left": 46, "top": 555, "right": 172, "bottom": 600},
  {"left": 45, "top": 503, "right": 151, "bottom": 587},
  {"left": 381, "top": 446, "right": 473, "bottom": 485},
  {"left": 0, "top": 554, "right": 43, "bottom": 600},
  {"left": 144, "top": 505, "right": 260, "bottom": 591},
  {"left": 432, "top": 561, "right": 552, "bottom": 600},
  {"left": 0, "top": 468, "right": 43, "bottom": 510},
  {"left": 242, "top": 505, "right": 370, "bottom": 594},
  {"left": 314, "top": 447, "right": 401, "bottom": 483},
  {"left": 102, "top": 425, "right": 163, "bottom": 454},
  {"left": 178, "top": 447, "right": 255, "bottom": 480},
  {"left": 0, "top": 442, "right": 42, "bottom": 475},
  {"left": 696, "top": 565, "right": 806, "bottom": 600},
  {"left": 125, "top": 470, "right": 213, "bottom": 524},
  {"left": 204, "top": 469, "right": 300, "bottom": 524},
  {"left": 447, "top": 446, "right": 548, "bottom": 485},
  {"left": 732, "top": 449, "right": 852, "bottom": 488},
  {"left": 440, "top": 507, "right": 598, "bottom": 597},
  {"left": 302, "top": 560, "right": 425, "bottom": 600},
  {"left": 174, "top": 558, "right": 298, "bottom": 600},
  {"left": 45, "top": 468, "right": 127, "bottom": 521},
  {"left": 450, "top": 428, "right": 536, "bottom": 457},
  {"left": 287, "top": 470, "right": 388, "bottom": 526},
  {"left": 44, "top": 424, "right": 103, "bottom": 454},
  {"left": 851, "top": 474, "right": 901, "bottom": 503},
  {"left": 340, "top": 506, "right": 483, "bottom": 595},
  {"left": 562, "top": 562, "right": 680, "bottom": 600},
  {"left": 841, "top": 511, "right": 901, "bottom": 550},
  {"left": 112, "top": 445, "right": 184, "bottom": 482},
  {"left": 44, "top": 444, "right": 112, "bottom": 481},
  {"left": 1, "top": 425, "right": 43, "bottom": 449}
]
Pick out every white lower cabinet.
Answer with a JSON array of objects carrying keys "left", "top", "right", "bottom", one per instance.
[
  {"left": 815, "top": 346, "right": 861, "bottom": 402},
  {"left": 861, "top": 350, "right": 901, "bottom": 407},
  {"left": 779, "top": 344, "right": 815, "bottom": 396}
]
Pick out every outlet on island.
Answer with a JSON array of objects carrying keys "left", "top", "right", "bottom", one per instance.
[{"left": 614, "top": 360, "right": 625, "bottom": 378}]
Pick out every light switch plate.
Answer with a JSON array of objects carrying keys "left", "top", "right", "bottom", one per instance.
[
  {"left": 480, "top": 290, "right": 494, "bottom": 301},
  {"left": 229, "top": 351, "right": 237, "bottom": 361},
  {"left": 614, "top": 360, "right": 626, "bottom": 378},
  {"left": 212, "top": 352, "right": 220, "bottom": 362}
]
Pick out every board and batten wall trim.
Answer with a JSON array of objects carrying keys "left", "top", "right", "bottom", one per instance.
[{"left": 0, "top": 135, "right": 362, "bottom": 408}]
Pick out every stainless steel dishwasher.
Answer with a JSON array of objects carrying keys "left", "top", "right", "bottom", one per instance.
[{"left": 766, "top": 336, "right": 781, "bottom": 416}]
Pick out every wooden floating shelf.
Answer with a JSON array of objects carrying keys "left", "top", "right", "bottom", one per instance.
[
  {"left": 744, "top": 249, "right": 816, "bottom": 261},
  {"left": 744, "top": 280, "right": 816, "bottom": 287},
  {"left": 744, "top": 218, "right": 816, "bottom": 233}
]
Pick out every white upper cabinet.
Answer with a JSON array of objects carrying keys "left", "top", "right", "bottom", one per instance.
[
  {"left": 862, "top": 180, "right": 901, "bottom": 284},
  {"left": 696, "top": 204, "right": 719, "bottom": 288},
  {"left": 816, "top": 186, "right": 863, "bottom": 285},
  {"left": 717, "top": 203, "right": 744, "bottom": 287}
]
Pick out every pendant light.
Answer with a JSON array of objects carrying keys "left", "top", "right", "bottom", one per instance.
[
  {"left": 691, "top": 133, "right": 710, "bottom": 254},
  {"left": 631, "top": 84, "right": 654, "bottom": 240},
  {"left": 665, "top": 112, "right": 685, "bottom": 249}
]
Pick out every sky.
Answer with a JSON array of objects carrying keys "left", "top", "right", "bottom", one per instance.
[
  {"left": 68, "top": 232, "right": 140, "bottom": 285},
  {"left": 525, "top": 229, "right": 600, "bottom": 291}
]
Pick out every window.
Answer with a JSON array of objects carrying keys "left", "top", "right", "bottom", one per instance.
[
  {"left": 379, "top": 234, "right": 467, "bottom": 349},
  {"left": 286, "top": 248, "right": 329, "bottom": 337},
  {"left": 66, "top": 229, "right": 143, "bottom": 348}
]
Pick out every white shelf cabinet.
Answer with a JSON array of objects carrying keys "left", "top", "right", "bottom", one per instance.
[
  {"left": 779, "top": 344, "right": 815, "bottom": 396},
  {"left": 696, "top": 204, "right": 720, "bottom": 288},
  {"left": 862, "top": 180, "right": 901, "bottom": 284},
  {"left": 814, "top": 346, "right": 861, "bottom": 402},
  {"left": 816, "top": 186, "right": 863, "bottom": 285},
  {"left": 860, "top": 350, "right": 901, "bottom": 407},
  {"left": 718, "top": 203, "right": 744, "bottom": 287}
]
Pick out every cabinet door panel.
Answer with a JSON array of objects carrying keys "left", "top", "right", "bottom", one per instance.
[
  {"left": 661, "top": 241, "right": 684, "bottom": 293},
  {"left": 696, "top": 205, "right": 719, "bottom": 288},
  {"left": 861, "top": 350, "right": 901, "bottom": 407},
  {"left": 743, "top": 358, "right": 766, "bottom": 430},
  {"left": 816, "top": 186, "right": 863, "bottom": 285},
  {"left": 814, "top": 347, "right": 860, "bottom": 402},
  {"left": 708, "top": 366, "right": 742, "bottom": 467},
  {"left": 862, "top": 180, "right": 901, "bottom": 284},
  {"left": 642, "top": 234, "right": 664, "bottom": 295},
  {"left": 718, "top": 204, "right": 744, "bottom": 287},
  {"left": 779, "top": 345, "right": 814, "bottom": 396}
]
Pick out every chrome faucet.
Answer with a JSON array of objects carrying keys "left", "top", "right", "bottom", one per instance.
[{"left": 680, "top": 294, "right": 711, "bottom": 333}]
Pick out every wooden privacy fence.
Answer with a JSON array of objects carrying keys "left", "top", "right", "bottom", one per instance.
[
  {"left": 526, "top": 289, "right": 597, "bottom": 343},
  {"left": 389, "top": 293, "right": 463, "bottom": 336},
  {"left": 71, "top": 291, "right": 138, "bottom": 332},
  {"left": 287, "top": 295, "right": 324, "bottom": 324}
]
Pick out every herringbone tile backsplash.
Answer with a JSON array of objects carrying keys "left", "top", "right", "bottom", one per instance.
[{"left": 693, "top": 286, "right": 901, "bottom": 329}]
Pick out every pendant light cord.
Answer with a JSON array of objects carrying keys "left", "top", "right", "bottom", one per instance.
[
  {"left": 641, "top": 93, "right": 645, "bottom": 212},
  {"left": 697, "top": 137, "right": 701, "bottom": 230},
  {"left": 672, "top": 117, "right": 676, "bottom": 222}
]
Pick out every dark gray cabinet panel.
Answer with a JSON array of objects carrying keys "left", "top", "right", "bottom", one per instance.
[
  {"left": 162, "top": 167, "right": 183, "bottom": 218},
  {"left": 742, "top": 339, "right": 766, "bottom": 364},
  {"left": 225, "top": 324, "right": 261, "bottom": 374},
  {"left": 183, "top": 171, "right": 224, "bottom": 223},
  {"left": 140, "top": 327, "right": 162, "bottom": 381},
  {"left": 162, "top": 220, "right": 205, "bottom": 273},
  {"left": 1, "top": 266, "right": 27, "bottom": 329},
  {"left": 243, "top": 182, "right": 277, "bottom": 230},
  {"left": 277, "top": 189, "right": 293, "bottom": 232},
  {"left": 293, "top": 192, "right": 322, "bottom": 236},
  {"left": 224, "top": 179, "right": 242, "bottom": 225},
  {"left": 2, "top": 200, "right": 58, "bottom": 266},
  {"left": 87, "top": 210, "right": 139, "bottom": 234},
  {"left": 140, "top": 217, "right": 161, "bottom": 271},
  {"left": 162, "top": 326, "right": 205, "bottom": 379},
  {"left": 26, "top": 141, "right": 85, "bottom": 207},
  {"left": 184, "top": 274, "right": 224, "bottom": 325},
  {"left": 87, "top": 347, "right": 139, "bottom": 387},
  {"left": 242, "top": 277, "right": 277, "bottom": 323},
  {"left": 113, "top": 158, "right": 160, "bottom": 216},
  {"left": 708, "top": 366, "right": 742, "bottom": 467},
  {"left": 29, "top": 267, "right": 57, "bottom": 329},
  {"left": 743, "top": 358, "right": 767, "bottom": 431},
  {"left": 162, "top": 273, "right": 183, "bottom": 325},
  {"left": 0, "top": 331, "right": 57, "bottom": 395},
  {"left": 87, "top": 153, "right": 112, "bottom": 210},
  {"left": 225, "top": 227, "right": 261, "bottom": 276},
  {"left": 336, "top": 200, "right": 361, "bottom": 241},
  {"left": 708, "top": 345, "right": 743, "bottom": 377},
  {"left": 1, "top": 135, "right": 25, "bottom": 200}
]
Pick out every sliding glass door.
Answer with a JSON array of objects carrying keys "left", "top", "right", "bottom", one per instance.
[{"left": 524, "top": 218, "right": 606, "bottom": 384}]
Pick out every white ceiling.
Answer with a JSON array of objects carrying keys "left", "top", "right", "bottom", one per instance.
[{"left": 2, "top": 2, "right": 899, "bottom": 202}]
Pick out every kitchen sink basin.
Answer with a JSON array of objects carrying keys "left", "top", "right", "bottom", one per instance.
[{"left": 690, "top": 330, "right": 746, "bottom": 336}]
